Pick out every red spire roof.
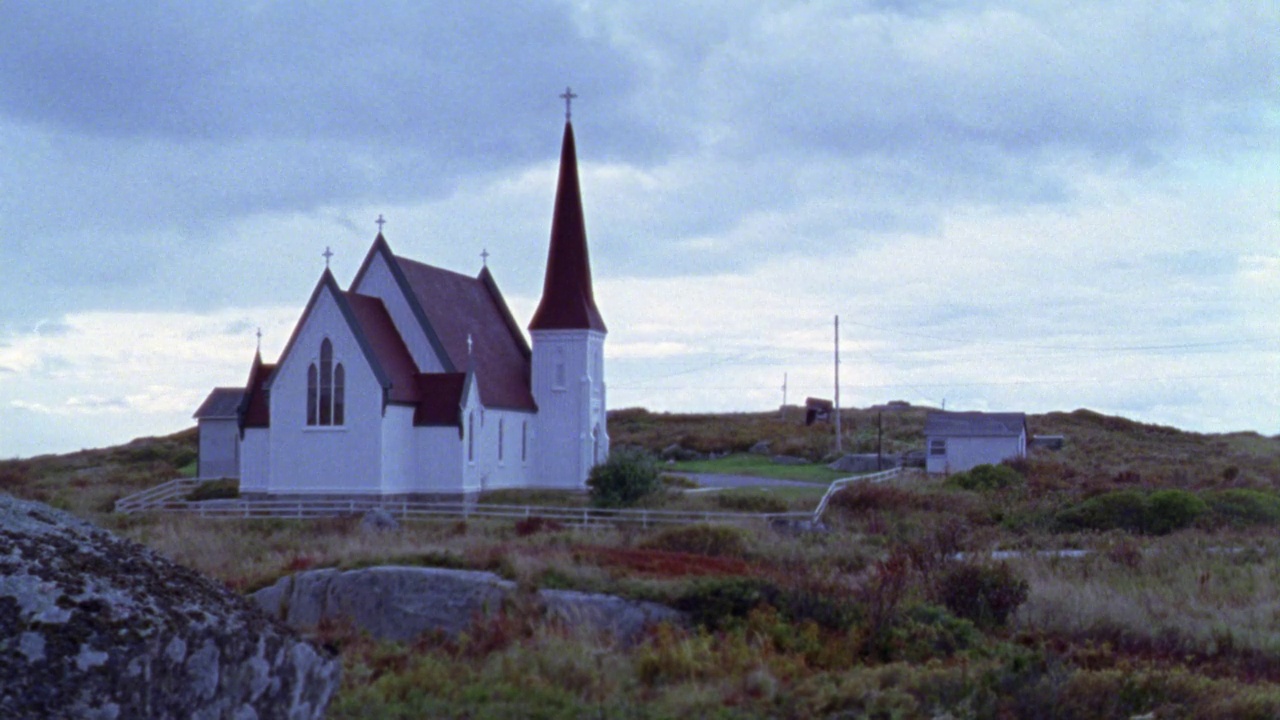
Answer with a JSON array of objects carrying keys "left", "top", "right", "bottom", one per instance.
[{"left": 529, "top": 122, "right": 606, "bottom": 333}]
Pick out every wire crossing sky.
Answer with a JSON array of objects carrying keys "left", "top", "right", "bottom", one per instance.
[{"left": 0, "top": 2, "right": 1276, "bottom": 457}]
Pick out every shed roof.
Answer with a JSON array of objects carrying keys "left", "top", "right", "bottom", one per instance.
[
  {"left": 925, "top": 411, "right": 1027, "bottom": 438},
  {"left": 193, "top": 388, "right": 244, "bottom": 420}
]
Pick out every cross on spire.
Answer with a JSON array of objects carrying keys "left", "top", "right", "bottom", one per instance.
[
  {"left": 375, "top": 214, "right": 386, "bottom": 233},
  {"left": 322, "top": 246, "right": 334, "bottom": 268},
  {"left": 255, "top": 327, "right": 262, "bottom": 352},
  {"left": 559, "top": 86, "right": 577, "bottom": 122},
  {"left": 480, "top": 248, "right": 490, "bottom": 267}
]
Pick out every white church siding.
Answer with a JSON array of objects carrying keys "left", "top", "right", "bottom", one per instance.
[
  {"left": 266, "top": 289, "right": 386, "bottom": 495},
  {"left": 196, "top": 418, "right": 239, "bottom": 479},
  {"left": 530, "top": 329, "right": 607, "bottom": 488},
  {"left": 379, "top": 404, "right": 417, "bottom": 494},
  {"left": 475, "top": 408, "right": 536, "bottom": 491},
  {"left": 239, "top": 428, "right": 270, "bottom": 495},
  {"left": 415, "top": 426, "right": 465, "bottom": 494}
]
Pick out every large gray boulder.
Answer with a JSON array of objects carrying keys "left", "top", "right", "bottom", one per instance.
[
  {"left": 0, "top": 493, "right": 339, "bottom": 720},
  {"left": 254, "top": 566, "right": 684, "bottom": 646}
]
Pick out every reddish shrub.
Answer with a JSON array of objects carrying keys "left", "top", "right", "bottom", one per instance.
[{"left": 513, "top": 516, "right": 565, "bottom": 536}]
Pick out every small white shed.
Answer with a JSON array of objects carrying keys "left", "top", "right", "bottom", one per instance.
[
  {"left": 924, "top": 411, "right": 1028, "bottom": 474},
  {"left": 193, "top": 387, "right": 245, "bottom": 479}
]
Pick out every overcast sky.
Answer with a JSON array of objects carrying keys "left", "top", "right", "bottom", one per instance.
[{"left": 1, "top": 1, "right": 1277, "bottom": 458}]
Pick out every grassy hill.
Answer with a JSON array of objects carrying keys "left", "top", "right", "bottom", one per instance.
[{"left": 5, "top": 409, "right": 1280, "bottom": 718}]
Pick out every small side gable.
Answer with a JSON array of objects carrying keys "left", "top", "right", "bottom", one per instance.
[{"left": 349, "top": 234, "right": 457, "bottom": 373}]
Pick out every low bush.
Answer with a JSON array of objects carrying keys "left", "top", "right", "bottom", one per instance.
[
  {"left": 714, "top": 491, "right": 787, "bottom": 514},
  {"left": 1145, "top": 489, "right": 1208, "bottom": 535},
  {"left": 1055, "top": 489, "right": 1206, "bottom": 535},
  {"left": 947, "top": 463, "right": 1024, "bottom": 492},
  {"left": 187, "top": 478, "right": 239, "bottom": 501},
  {"left": 586, "top": 448, "right": 661, "bottom": 507},
  {"left": 1205, "top": 488, "right": 1280, "bottom": 528},
  {"left": 676, "top": 576, "right": 855, "bottom": 632},
  {"left": 935, "top": 561, "right": 1028, "bottom": 628},
  {"left": 640, "top": 524, "right": 749, "bottom": 558}
]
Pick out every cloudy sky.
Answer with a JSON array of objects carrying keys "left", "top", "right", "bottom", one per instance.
[{"left": 1, "top": 1, "right": 1276, "bottom": 458}]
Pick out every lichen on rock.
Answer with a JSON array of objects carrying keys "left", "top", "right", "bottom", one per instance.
[{"left": 0, "top": 493, "right": 339, "bottom": 719}]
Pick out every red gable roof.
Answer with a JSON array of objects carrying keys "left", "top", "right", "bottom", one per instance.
[
  {"left": 394, "top": 256, "right": 535, "bottom": 411},
  {"left": 529, "top": 122, "right": 606, "bottom": 333},
  {"left": 344, "top": 292, "right": 421, "bottom": 404},
  {"left": 239, "top": 353, "right": 275, "bottom": 429},
  {"left": 412, "top": 372, "right": 468, "bottom": 428}
]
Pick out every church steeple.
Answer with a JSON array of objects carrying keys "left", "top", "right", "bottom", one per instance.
[{"left": 529, "top": 121, "right": 606, "bottom": 333}]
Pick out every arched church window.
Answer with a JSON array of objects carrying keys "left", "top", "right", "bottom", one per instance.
[
  {"left": 468, "top": 411, "right": 475, "bottom": 462},
  {"left": 318, "top": 339, "right": 333, "bottom": 425},
  {"left": 521, "top": 421, "right": 528, "bottom": 463},
  {"left": 592, "top": 425, "right": 600, "bottom": 465},
  {"left": 498, "top": 419, "right": 504, "bottom": 462},
  {"left": 333, "top": 363, "right": 345, "bottom": 426},
  {"left": 306, "top": 364, "right": 318, "bottom": 426},
  {"left": 307, "top": 338, "right": 344, "bottom": 427}
]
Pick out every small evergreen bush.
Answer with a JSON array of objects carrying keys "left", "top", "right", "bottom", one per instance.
[
  {"left": 1055, "top": 489, "right": 1207, "bottom": 535},
  {"left": 936, "top": 561, "right": 1028, "bottom": 628},
  {"left": 1055, "top": 489, "right": 1148, "bottom": 533},
  {"left": 947, "top": 463, "right": 1024, "bottom": 492},
  {"left": 1206, "top": 488, "right": 1280, "bottom": 528},
  {"left": 1144, "top": 489, "right": 1208, "bottom": 535},
  {"left": 586, "top": 447, "right": 661, "bottom": 507},
  {"left": 187, "top": 478, "right": 239, "bottom": 501}
]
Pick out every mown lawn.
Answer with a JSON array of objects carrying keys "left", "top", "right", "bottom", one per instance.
[{"left": 669, "top": 452, "right": 850, "bottom": 483}]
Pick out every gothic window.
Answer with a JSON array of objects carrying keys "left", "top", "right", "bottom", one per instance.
[
  {"left": 498, "top": 419, "right": 504, "bottom": 462},
  {"left": 468, "top": 411, "right": 475, "bottom": 462},
  {"left": 521, "top": 421, "right": 528, "bottom": 463},
  {"left": 333, "top": 363, "right": 345, "bottom": 425},
  {"left": 306, "top": 364, "right": 318, "bottom": 426},
  {"left": 307, "top": 338, "right": 344, "bottom": 427},
  {"left": 318, "top": 339, "right": 333, "bottom": 425}
]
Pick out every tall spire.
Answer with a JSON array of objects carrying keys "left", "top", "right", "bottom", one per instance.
[{"left": 529, "top": 121, "right": 606, "bottom": 332}]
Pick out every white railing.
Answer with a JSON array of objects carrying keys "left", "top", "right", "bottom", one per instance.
[
  {"left": 113, "top": 477, "right": 201, "bottom": 513},
  {"left": 810, "top": 466, "right": 902, "bottom": 523},
  {"left": 140, "top": 496, "right": 811, "bottom": 528},
  {"left": 116, "top": 468, "right": 908, "bottom": 528}
]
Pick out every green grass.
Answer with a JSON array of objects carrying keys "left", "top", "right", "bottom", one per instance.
[{"left": 669, "top": 453, "right": 849, "bottom": 483}]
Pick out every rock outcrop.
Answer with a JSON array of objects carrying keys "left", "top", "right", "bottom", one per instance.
[
  {"left": 254, "top": 566, "right": 685, "bottom": 646},
  {"left": 0, "top": 493, "right": 340, "bottom": 719}
]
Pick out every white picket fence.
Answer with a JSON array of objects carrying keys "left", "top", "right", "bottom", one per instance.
[{"left": 114, "top": 467, "right": 907, "bottom": 527}]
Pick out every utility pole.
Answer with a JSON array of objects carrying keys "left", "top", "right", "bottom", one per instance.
[
  {"left": 834, "top": 315, "right": 842, "bottom": 454},
  {"left": 780, "top": 372, "right": 788, "bottom": 418}
]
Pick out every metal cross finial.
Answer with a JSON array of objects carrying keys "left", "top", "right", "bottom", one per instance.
[
  {"left": 376, "top": 214, "right": 386, "bottom": 233},
  {"left": 322, "top": 246, "right": 334, "bottom": 268},
  {"left": 255, "top": 327, "right": 262, "bottom": 352},
  {"left": 480, "top": 248, "right": 490, "bottom": 267},
  {"left": 467, "top": 333, "right": 473, "bottom": 357},
  {"left": 560, "top": 86, "right": 577, "bottom": 121}
]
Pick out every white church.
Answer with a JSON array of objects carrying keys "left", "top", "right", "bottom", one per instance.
[{"left": 193, "top": 116, "right": 608, "bottom": 498}]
